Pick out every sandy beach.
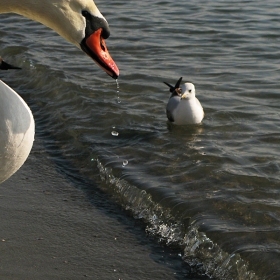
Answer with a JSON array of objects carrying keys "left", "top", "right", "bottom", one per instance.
[{"left": 0, "top": 138, "right": 192, "bottom": 280}]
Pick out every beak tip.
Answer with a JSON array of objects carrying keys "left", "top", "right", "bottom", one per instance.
[
  {"left": 111, "top": 72, "right": 119, "bottom": 79},
  {"left": 110, "top": 65, "right": 120, "bottom": 79},
  {"left": 83, "top": 29, "right": 119, "bottom": 80}
]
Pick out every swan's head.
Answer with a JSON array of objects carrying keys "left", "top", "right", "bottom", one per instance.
[
  {"left": 22, "top": 0, "right": 119, "bottom": 79},
  {"left": 65, "top": 0, "right": 119, "bottom": 79},
  {"left": 181, "top": 83, "right": 196, "bottom": 100}
]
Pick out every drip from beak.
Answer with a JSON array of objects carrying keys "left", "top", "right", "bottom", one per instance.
[{"left": 81, "top": 28, "right": 119, "bottom": 79}]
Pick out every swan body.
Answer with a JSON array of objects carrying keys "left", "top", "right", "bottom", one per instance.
[
  {"left": 0, "top": 0, "right": 119, "bottom": 183},
  {"left": 0, "top": 80, "right": 35, "bottom": 184},
  {"left": 164, "top": 77, "right": 204, "bottom": 125}
]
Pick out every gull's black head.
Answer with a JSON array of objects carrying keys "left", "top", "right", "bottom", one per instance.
[{"left": 163, "top": 77, "right": 183, "bottom": 97}]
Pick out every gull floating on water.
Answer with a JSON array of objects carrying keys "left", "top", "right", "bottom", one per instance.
[{"left": 164, "top": 77, "right": 204, "bottom": 125}]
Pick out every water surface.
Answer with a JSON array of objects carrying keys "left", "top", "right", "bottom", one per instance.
[{"left": 1, "top": 1, "right": 280, "bottom": 279}]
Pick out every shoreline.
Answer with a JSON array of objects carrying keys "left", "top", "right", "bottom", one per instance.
[{"left": 0, "top": 138, "right": 195, "bottom": 280}]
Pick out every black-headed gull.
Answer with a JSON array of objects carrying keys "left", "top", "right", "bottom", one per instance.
[{"left": 164, "top": 77, "right": 204, "bottom": 125}]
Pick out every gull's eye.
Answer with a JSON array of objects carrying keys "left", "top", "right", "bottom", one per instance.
[{"left": 189, "top": 89, "right": 192, "bottom": 93}]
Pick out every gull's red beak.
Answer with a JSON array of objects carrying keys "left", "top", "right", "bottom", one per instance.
[{"left": 84, "top": 28, "right": 119, "bottom": 79}]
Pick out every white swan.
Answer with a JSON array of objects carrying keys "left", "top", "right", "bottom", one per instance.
[{"left": 0, "top": 0, "right": 119, "bottom": 184}]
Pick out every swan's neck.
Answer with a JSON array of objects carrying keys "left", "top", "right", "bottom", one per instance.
[
  {"left": 0, "top": 0, "right": 85, "bottom": 47},
  {"left": 0, "top": 0, "right": 53, "bottom": 21}
]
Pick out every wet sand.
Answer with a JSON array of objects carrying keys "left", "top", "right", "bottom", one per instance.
[{"left": 0, "top": 138, "right": 197, "bottom": 280}]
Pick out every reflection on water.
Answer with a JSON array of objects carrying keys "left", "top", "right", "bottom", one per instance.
[{"left": 1, "top": 0, "right": 280, "bottom": 278}]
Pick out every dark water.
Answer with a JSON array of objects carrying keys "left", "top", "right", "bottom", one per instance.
[{"left": 1, "top": 1, "right": 280, "bottom": 279}]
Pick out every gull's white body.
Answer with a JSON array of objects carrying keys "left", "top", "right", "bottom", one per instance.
[
  {"left": 0, "top": 0, "right": 114, "bottom": 184},
  {"left": 166, "top": 83, "right": 204, "bottom": 125}
]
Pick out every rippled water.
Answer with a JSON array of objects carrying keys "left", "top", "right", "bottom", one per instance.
[{"left": 1, "top": 1, "right": 280, "bottom": 279}]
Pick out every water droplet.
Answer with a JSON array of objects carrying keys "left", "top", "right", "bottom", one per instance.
[
  {"left": 116, "top": 79, "right": 120, "bottom": 89},
  {"left": 111, "top": 131, "right": 119, "bottom": 137},
  {"left": 115, "top": 79, "right": 121, "bottom": 103},
  {"left": 122, "top": 160, "right": 128, "bottom": 167},
  {"left": 91, "top": 158, "right": 95, "bottom": 162}
]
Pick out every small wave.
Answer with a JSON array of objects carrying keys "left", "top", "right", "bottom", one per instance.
[{"left": 97, "top": 159, "right": 258, "bottom": 280}]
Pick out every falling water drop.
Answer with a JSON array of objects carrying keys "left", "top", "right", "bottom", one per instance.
[
  {"left": 122, "top": 160, "right": 128, "bottom": 167},
  {"left": 111, "top": 131, "right": 119, "bottom": 137},
  {"left": 115, "top": 79, "right": 121, "bottom": 104}
]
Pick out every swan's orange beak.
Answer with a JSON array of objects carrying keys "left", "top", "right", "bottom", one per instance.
[{"left": 85, "top": 28, "right": 119, "bottom": 79}]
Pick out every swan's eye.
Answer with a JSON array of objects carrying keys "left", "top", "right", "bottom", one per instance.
[{"left": 82, "top": 10, "right": 90, "bottom": 18}]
